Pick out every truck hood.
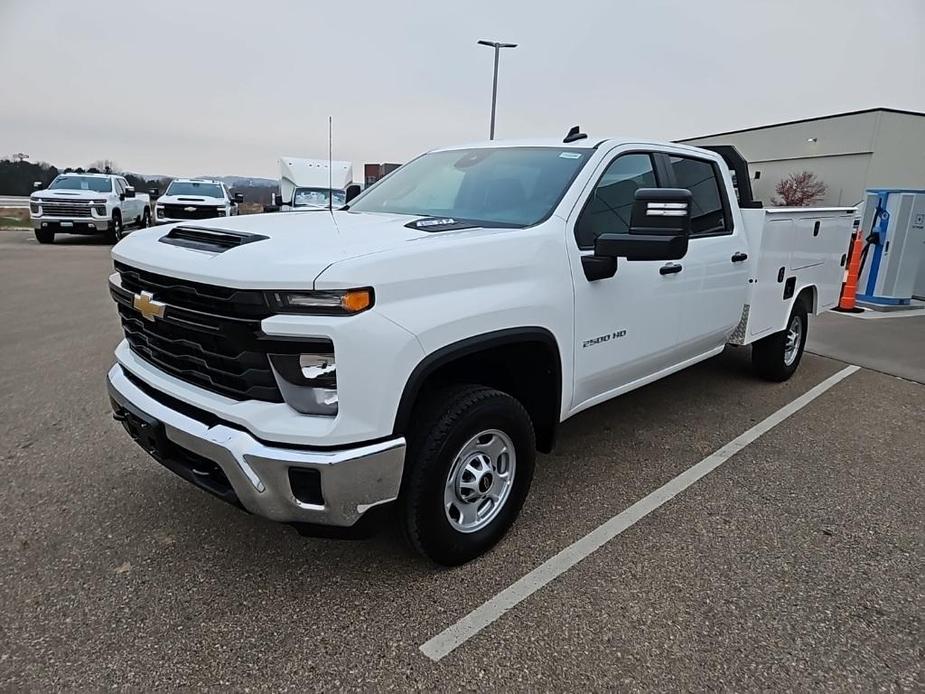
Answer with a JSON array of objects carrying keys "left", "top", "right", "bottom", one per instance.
[
  {"left": 32, "top": 189, "right": 109, "bottom": 201},
  {"left": 155, "top": 194, "right": 225, "bottom": 206},
  {"left": 112, "top": 210, "right": 431, "bottom": 289}
]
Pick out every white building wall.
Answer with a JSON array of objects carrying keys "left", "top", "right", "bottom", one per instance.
[
  {"left": 867, "top": 111, "right": 925, "bottom": 191},
  {"left": 680, "top": 109, "right": 924, "bottom": 207}
]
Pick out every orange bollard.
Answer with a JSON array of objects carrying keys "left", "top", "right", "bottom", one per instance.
[{"left": 834, "top": 231, "right": 865, "bottom": 313}]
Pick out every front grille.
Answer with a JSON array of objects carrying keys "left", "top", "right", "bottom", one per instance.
[
  {"left": 163, "top": 204, "right": 222, "bottom": 220},
  {"left": 41, "top": 202, "right": 92, "bottom": 217},
  {"left": 115, "top": 262, "right": 271, "bottom": 319},
  {"left": 111, "top": 263, "right": 283, "bottom": 402},
  {"left": 115, "top": 303, "right": 283, "bottom": 402}
]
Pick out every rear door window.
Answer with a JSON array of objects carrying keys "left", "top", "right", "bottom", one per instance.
[{"left": 667, "top": 156, "right": 730, "bottom": 235}]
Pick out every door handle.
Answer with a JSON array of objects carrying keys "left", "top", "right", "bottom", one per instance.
[
  {"left": 659, "top": 263, "right": 682, "bottom": 275},
  {"left": 731, "top": 252, "right": 748, "bottom": 262}
]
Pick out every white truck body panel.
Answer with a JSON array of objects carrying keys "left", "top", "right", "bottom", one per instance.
[{"left": 279, "top": 157, "right": 353, "bottom": 207}]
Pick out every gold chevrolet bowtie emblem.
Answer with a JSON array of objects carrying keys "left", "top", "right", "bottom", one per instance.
[{"left": 133, "top": 291, "right": 166, "bottom": 322}]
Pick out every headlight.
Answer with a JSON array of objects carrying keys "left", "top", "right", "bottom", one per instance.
[
  {"left": 156, "top": 206, "right": 165, "bottom": 217},
  {"left": 215, "top": 209, "right": 226, "bottom": 217},
  {"left": 269, "top": 350, "right": 338, "bottom": 415},
  {"left": 94, "top": 205, "right": 106, "bottom": 215},
  {"left": 30, "top": 202, "right": 40, "bottom": 214},
  {"left": 268, "top": 288, "right": 374, "bottom": 316}
]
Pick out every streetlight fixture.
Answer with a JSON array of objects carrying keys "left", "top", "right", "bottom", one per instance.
[{"left": 477, "top": 39, "right": 517, "bottom": 140}]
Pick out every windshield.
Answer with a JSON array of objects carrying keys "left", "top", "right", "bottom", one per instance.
[
  {"left": 48, "top": 176, "right": 112, "bottom": 193},
  {"left": 347, "top": 147, "right": 589, "bottom": 227},
  {"left": 165, "top": 181, "right": 224, "bottom": 198},
  {"left": 293, "top": 187, "right": 346, "bottom": 208}
]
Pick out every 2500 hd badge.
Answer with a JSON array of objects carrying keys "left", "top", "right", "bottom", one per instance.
[{"left": 582, "top": 330, "right": 627, "bottom": 348}]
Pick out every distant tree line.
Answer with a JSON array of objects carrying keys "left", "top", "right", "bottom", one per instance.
[
  {"left": 0, "top": 158, "right": 273, "bottom": 205},
  {"left": 0, "top": 159, "right": 60, "bottom": 195},
  {"left": 0, "top": 158, "right": 168, "bottom": 197}
]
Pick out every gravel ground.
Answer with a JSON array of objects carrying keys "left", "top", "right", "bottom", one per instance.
[{"left": 1, "top": 229, "right": 921, "bottom": 691}]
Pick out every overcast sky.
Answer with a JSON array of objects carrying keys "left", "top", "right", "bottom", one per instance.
[{"left": 1, "top": 0, "right": 923, "bottom": 179}]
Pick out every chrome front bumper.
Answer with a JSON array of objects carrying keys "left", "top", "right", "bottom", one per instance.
[
  {"left": 32, "top": 217, "right": 109, "bottom": 231},
  {"left": 107, "top": 365, "right": 406, "bottom": 527}
]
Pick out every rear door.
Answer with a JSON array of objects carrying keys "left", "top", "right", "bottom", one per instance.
[
  {"left": 567, "top": 146, "right": 687, "bottom": 410},
  {"left": 663, "top": 152, "right": 750, "bottom": 358}
]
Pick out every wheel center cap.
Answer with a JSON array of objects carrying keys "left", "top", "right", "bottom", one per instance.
[{"left": 479, "top": 473, "right": 493, "bottom": 494}]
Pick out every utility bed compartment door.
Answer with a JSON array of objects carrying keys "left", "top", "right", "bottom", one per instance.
[
  {"left": 790, "top": 216, "right": 851, "bottom": 270},
  {"left": 748, "top": 218, "right": 795, "bottom": 337}
]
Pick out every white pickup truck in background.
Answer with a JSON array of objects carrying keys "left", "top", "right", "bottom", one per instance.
[
  {"left": 30, "top": 173, "right": 151, "bottom": 244},
  {"left": 106, "top": 132, "right": 854, "bottom": 565},
  {"left": 153, "top": 179, "right": 243, "bottom": 224}
]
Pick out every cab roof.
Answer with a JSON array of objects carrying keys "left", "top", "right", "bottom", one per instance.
[
  {"left": 60, "top": 172, "right": 112, "bottom": 178},
  {"left": 431, "top": 136, "right": 715, "bottom": 156},
  {"left": 171, "top": 178, "right": 223, "bottom": 184}
]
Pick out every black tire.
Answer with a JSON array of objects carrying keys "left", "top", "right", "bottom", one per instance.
[
  {"left": 34, "top": 228, "right": 55, "bottom": 244},
  {"left": 400, "top": 384, "right": 536, "bottom": 566},
  {"left": 106, "top": 211, "right": 123, "bottom": 243},
  {"left": 141, "top": 208, "right": 151, "bottom": 228},
  {"left": 752, "top": 302, "right": 808, "bottom": 382}
]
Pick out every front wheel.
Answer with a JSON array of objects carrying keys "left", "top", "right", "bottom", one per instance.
[
  {"left": 34, "top": 227, "right": 55, "bottom": 244},
  {"left": 752, "top": 303, "right": 808, "bottom": 382},
  {"left": 106, "top": 211, "right": 123, "bottom": 243},
  {"left": 400, "top": 385, "right": 536, "bottom": 566}
]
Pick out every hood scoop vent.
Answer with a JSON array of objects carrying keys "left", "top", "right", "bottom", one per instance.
[{"left": 159, "top": 225, "right": 268, "bottom": 253}]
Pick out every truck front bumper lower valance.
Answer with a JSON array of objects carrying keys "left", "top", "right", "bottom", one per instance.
[{"left": 106, "top": 364, "right": 405, "bottom": 528}]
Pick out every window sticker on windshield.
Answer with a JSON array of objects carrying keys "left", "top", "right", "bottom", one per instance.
[{"left": 559, "top": 152, "right": 582, "bottom": 159}]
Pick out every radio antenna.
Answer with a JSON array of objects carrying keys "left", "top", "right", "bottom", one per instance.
[{"left": 328, "top": 115, "right": 333, "bottom": 213}]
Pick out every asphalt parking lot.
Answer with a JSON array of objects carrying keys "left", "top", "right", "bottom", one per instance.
[{"left": 1, "top": 229, "right": 922, "bottom": 691}]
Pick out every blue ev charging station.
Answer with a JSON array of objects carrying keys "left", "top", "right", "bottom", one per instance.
[{"left": 856, "top": 189, "right": 925, "bottom": 309}]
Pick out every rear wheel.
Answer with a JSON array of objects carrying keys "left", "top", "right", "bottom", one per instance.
[
  {"left": 752, "top": 302, "right": 808, "bottom": 382},
  {"left": 400, "top": 385, "right": 536, "bottom": 566},
  {"left": 34, "top": 227, "right": 55, "bottom": 244},
  {"left": 141, "top": 208, "right": 151, "bottom": 228}
]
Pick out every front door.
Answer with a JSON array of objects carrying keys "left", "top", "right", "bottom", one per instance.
[{"left": 567, "top": 148, "right": 687, "bottom": 411}]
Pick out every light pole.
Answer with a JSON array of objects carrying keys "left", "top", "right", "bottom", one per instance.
[{"left": 477, "top": 40, "right": 517, "bottom": 140}]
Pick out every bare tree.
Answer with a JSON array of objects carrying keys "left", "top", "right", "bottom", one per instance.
[
  {"left": 89, "top": 159, "right": 117, "bottom": 174},
  {"left": 772, "top": 171, "right": 827, "bottom": 206},
  {"left": 11, "top": 152, "right": 29, "bottom": 162}
]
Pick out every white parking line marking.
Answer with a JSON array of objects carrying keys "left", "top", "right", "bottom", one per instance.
[{"left": 420, "top": 365, "right": 861, "bottom": 662}]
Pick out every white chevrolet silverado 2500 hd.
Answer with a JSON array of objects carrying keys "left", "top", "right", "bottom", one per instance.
[
  {"left": 30, "top": 173, "right": 151, "bottom": 244},
  {"left": 106, "top": 134, "right": 854, "bottom": 564},
  {"left": 153, "top": 179, "right": 243, "bottom": 225}
]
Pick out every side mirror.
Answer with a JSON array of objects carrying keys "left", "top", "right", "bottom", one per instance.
[
  {"left": 595, "top": 188, "right": 691, "bottom": 261},
  {"left": 33, "top": 181, "right": 43, "bottom": 189},
  {"left": 273, "top": 193, "right": 284, "bottom": 207},
  {"left": 233, "top": 192, "right": 244, "bottom": 204},
  {"left": 344, "top": 183, "right": 362, "bottom": 204},
  {"left": 150, "top": 188, "right": 160, "bottom": 198},
  {"left": 124, "top": 187, "right": 136, "bottom": 198}
]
